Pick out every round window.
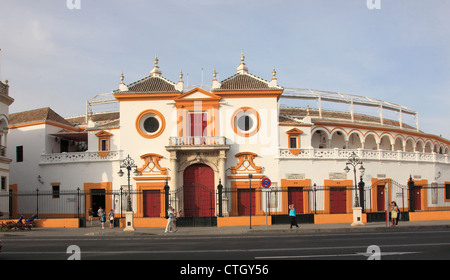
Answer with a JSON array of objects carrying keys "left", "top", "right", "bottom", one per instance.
[
  {"left": 232, "top": 107, "right": 260, "bottom": 137},
  {"left": 136, "top": 110, "right": 165, "bottom": 139},
  {"left": 237, "top": 115, "right": 253, "bottom": 131},
  {"left": 143, "top": 117, "right": 159, "bottom": 133}
]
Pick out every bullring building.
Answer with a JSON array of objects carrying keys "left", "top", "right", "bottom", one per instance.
[{"left": 5, "top": 54, "right": 450, "bottom": 226}]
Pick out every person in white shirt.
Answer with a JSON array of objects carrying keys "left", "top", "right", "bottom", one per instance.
[{"left": 165, "top": 206, "right": 178, "bottom": 233}]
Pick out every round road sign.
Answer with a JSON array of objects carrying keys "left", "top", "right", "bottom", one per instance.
[{"left": 261, "top": 177, "right": 271, "bottom": 188}]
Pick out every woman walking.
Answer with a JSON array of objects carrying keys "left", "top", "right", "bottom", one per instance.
[
  {"left": 390, "top": 202, "right": 398, "bottom": 227},
  {"left": 289, "top": 204, "right": 299, "bottom": 229}
]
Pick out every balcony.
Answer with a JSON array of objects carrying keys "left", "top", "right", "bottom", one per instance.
[
  {"left": 278, "top": 148, "right": 449, "bottom": 164},
  {"left": 40, "top": 150, "right": 123, "bottom": 165},
  {"left": 166, "top": 136, "right": 229, "bottom": 151}
]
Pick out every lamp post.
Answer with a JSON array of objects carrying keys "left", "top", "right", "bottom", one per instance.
[
  {"left": 248, "top": 174, "right": 253, "bottom": 230},
  {"left": 345, "top": 152, "right": 366, "bottom": 226},
  {"left": 344, "top": 152, "right": 365, "bottom": 207},
  {"left": 118, "top": 154, "right": 139, "bottom": 212},
  {"left": 118, "top": 154, "right": 139, "bottom": 231}
]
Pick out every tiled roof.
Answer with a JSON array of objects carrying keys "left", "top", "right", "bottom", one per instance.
[
  {"left": 121, "top": 76, "right": 179, "bottom": 93},
  {"left": 65, "top": 111, "right": 120, "bottom": 126},
  {"left": 279, "top": 107, "right": 417, "bottom": 130},
  {"left": 10, "top": 107, "right": 74, "bottom": 127},
  {"left": 213, "top": 73, "right": 282, "bottom": 91}
]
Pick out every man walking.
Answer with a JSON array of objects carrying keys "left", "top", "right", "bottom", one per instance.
[{"left": 165, "top": 206, "right": 178, "bottom": 233}]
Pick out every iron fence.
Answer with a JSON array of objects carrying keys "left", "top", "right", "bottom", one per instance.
[{"left": 1, "top": 182, "right": 449, "bottom": 224}]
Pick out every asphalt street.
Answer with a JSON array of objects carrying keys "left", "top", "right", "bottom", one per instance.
[{"left": 1, "top": 227, "right": 449, "bottom": 261}]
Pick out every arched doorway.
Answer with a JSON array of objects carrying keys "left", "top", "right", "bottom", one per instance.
[{"left": 183, "top": 163, "right": 215, "bottom": 217}]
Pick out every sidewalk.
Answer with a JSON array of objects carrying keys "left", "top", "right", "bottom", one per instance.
[{"left": 2, "top": 220, "right": 449, "bottom": 237}]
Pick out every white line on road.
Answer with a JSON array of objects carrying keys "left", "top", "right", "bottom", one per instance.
[
  {"left": 3, "top": 242, "right": 449, "bottom": 257},
  {"left": 255, "top": 251, "right": 419, "bottom": 259}
]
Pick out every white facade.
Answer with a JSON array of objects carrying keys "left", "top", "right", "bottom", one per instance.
[
  {"left": 0, "top": 79, "right": 14, "bottom": 217},
  {"left": 7, "top": 56, "right": 450, "bottom": 221}
]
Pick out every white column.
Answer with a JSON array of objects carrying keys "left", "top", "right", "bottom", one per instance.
[{"left": 170, "top": 151, "right": 178, "bottom": 191}]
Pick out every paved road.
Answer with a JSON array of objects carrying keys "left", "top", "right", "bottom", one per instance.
[{"left": 2, "top": 227, "right": 450, "bottom": 261}]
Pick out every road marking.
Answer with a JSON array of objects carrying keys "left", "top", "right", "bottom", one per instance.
[
  {"left": 255, "top": 251, "right": 418, "bottom": 259},
  {"left": 4, "top": 243, "right": 448, "bottom": 256}
]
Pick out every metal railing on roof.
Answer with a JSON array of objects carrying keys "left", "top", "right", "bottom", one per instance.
[
  {"left": 84, "top": 86, "right": 420, "bottom": 132},
  {"left": 281, "top": 88, "right": 419, "bottom": 131}
]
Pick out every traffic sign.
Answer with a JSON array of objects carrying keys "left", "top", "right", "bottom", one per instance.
[{"left": 261, "top": 177, "right": 271, "bottom": 188}]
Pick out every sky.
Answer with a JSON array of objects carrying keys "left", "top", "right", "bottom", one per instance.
[{"left": 0, "top": 0, "right": 449, "bottom": 138}]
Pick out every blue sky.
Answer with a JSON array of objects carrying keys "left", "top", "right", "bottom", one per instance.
[{"left": 0, "top": 0, "right": 449, "bottom": 138}]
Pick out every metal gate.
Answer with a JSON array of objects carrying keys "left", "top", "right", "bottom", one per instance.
[
  {"left": 172, "top": 184, "right": 216, "bottom": 227},
  {"left": 365, "top": 179, "right": 409, "bottom": 222}
]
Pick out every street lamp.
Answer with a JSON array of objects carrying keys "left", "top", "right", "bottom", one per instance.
[
  {"left": 248, "top": 173, "right": 253, "bottom": 230},
  {"left": 118, "top": 154, "right": 139, "bottom": 212},
  {"left": 344, "top": 152, "right": 365, "bottom": 207}
]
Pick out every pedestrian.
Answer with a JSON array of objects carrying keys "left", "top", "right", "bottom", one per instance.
[
  {"left": 97, "top": 206, "right": 104, "bottom": 222},
  {"left": 88, "top": 208, "right": 94, "bottom": 226},
  {"left": 390, "top": 201, "right": 398, "bottom": 227},
  {"left": 396, "top": 203, "right": 400, "bottom": 225},
  {"left": 289, "top": 204, "right": 299, "bottom": 229},
  {"left": 101, "top": 211, "right": 106, "bottom": 229},
  {"left": 165, "top": 206, "right": 178, "bottom": 233},
  {"left": 108, "top": 209, "right": 115, "bottom": 229}
]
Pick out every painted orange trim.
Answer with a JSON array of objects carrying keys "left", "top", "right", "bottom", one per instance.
[
  {"left": 445, "top": 182, "right": 450, "bottom": 203},
  {"left": 323, "top": 180, "right": 353, "bottom": 214},
  {"left": 136, "top": 182, "right": 166, "bottom": 218},
  {"left": 409, "top": 211, "right": 450, "bottom": 221},
  {"left": 175, "top": 89, "right": 220, "bottom": 138},
  {"left": 280, "top": 179, "right": 311, "bottom": 214},
  {"left": 135, "top": 109, "right": 166, "bottom": 139},
  {"left": 230, "top": 152, "right": 262, "bottom": 174},
  {"left": 174, "top": 87, "right": 221, "bottom": 102},
  {"left": 314, "top": 213, "right": 367, "bottom": 224},
  {"left": 370, "top": 178, "right": 393, "bottom": 212},
  {"left": 2, "top": 218, "right": 79, "bottom": 228},
  {"left": 412, "top": 179, "right": 428, "bottom": 211},
  {"left": 217, "top": 216, "right": 271, "bottom": 227},
  {"left": 137, "top": 153, "right": 167, "bottom": 175},
  {"left": 286, "top": 128, "right": 303, "bottom": 155},
  {"left": 96, "top": 130, "right": 112, "bottom": 158},
  {"left": 9, "top": 120, "right": 81, "bottom": 132},
  {"left": 84, "top": 182, "right": 113, "bottom": 219},
  {"left": 230, "top": 180, "right": 263, "bottom": 217}
]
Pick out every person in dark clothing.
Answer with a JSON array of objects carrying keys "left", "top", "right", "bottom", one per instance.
[{"left": 289, "top": 204, "right": 299, "bottom": 229}]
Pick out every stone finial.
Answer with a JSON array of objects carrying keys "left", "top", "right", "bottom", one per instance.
[
  {"left": 175, "top": 69, "right": 184, "bottom": 92},
  {"left": 236, "top": 51, "right": 248, "bottom": 74},
  {"left": 268, "top": 67, "right": 278, "bottom": 87},
  {"left": 212, "top": 68, "right": 221, "bottom": 89},
  {"left": 150, "top": 54, "right": 162, "bottom": 77},
  {"left": 119, "top": 72, "right": 129, "bottom": 91}
]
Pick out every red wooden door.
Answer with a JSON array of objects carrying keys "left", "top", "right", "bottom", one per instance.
[
  {"left": 377, "top": 185, "right": 385, "bottom": 212},
  {"left": 183, "top": 164, "right": 215, "bottom": 217},
  {"left": 143, "top": 190, "right": 161, "bottom": 217},
  {"left": 330, "top": 187, "right": 346, "bottom": 214},
  {"left": 238, "top": 189, "right": 256, "bottom": 216},
  {"left": 414, "top": 187, "right": 422, "bottom": 210},
  {"left": 288, "top": 187, "right": 304, "bottom": 214}
]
